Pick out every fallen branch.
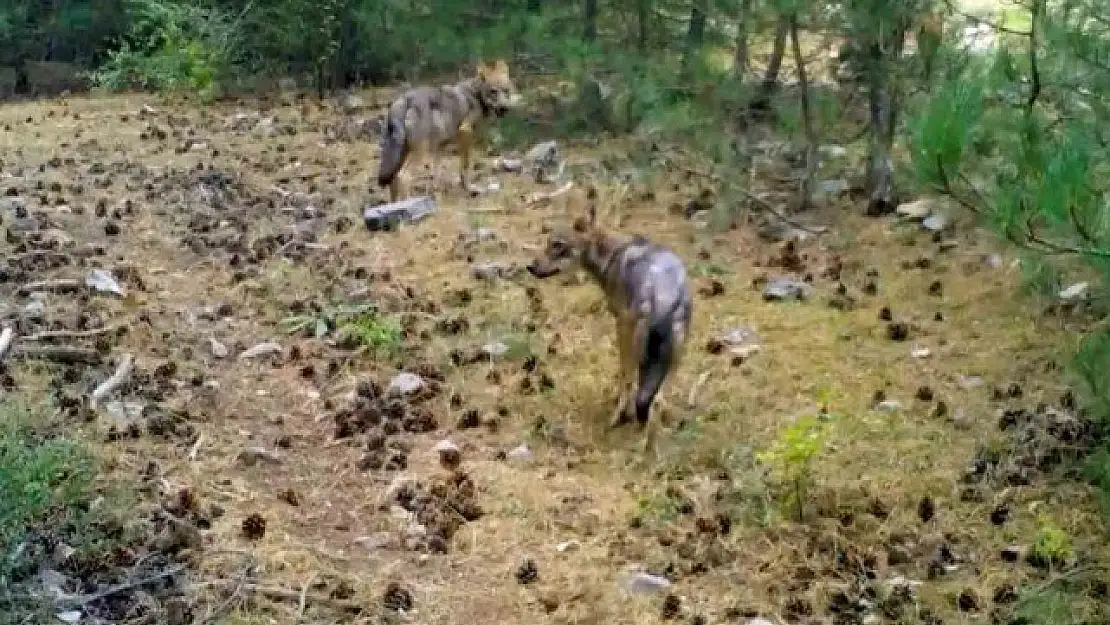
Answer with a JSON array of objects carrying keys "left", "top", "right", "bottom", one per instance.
[
  {"left": 0, "top": 327, "right": 14, "bottom": 362},
  {"left": 16, "top": 278, "right": 84, "bottom": 296},
  {"left": 8, "top": 249, "right": 74, "bottom": 264},
  {"left": 24, "top": 325, "right": 119, "bottom": 342},
  {"left": 739, "top": 188, "right": 828, "bottom": 235},
  {"left": 198, "top": 580, "right": 363, "bottom": 614},
  {"left": 90, "top": 353, "right": 134, "bottom": 410},
  {"left": 524, "top": 181, "right": 575, "bottom": 205},
  {"left": 57, "top": 565, "right": 187, "bottom": 609},
  {"left": 664, "top": 155, "right": 827, "bottom": 236},
  {"left": 12, "top": 345, "right": 102, "bottom": 365}
]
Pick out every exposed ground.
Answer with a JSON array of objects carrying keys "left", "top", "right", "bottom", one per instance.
[{"left": 1, "top": 83, "right": 1107, "bottom": 625}]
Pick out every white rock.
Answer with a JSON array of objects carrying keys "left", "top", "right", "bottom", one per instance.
[
  {"left": 556, "top": 540, "right": 581, "bottom": 553},
  {"left": 239, "top": 341, "right": 283, "bottom": 359},
  {"left": 1059, "top": 282, "right": 1089, "bottom": 302},
  {"left": 910, "top": 346, "right": 931, "bottom": 358},
  {"left": 506, "top": 444, "right": 534, "bottom": 463},
  {"left": 623, "top": 572, "right": 672, "bottom": 594},
  {"left": 922, "top": 213, "right": 949, "bottom": 232},
  {"left": 209, "top": 338, "right": 229, "bottom": 358},
  {"left": 56, "top": 611, "right": 82, "bottom": 624},
  {"left": 86, "top": 269, "right": 125, "bottom": 296},
  {"left": 876, "top": 400, "right": 902, "bottom": 412},
  {"left": 481, "top": 341, "right": 509, "bottom": 358},
  {"left": 896, "top": 198, "right": 935, "bottom": 219},
  {"left": 389, "top": 372, "right": 426, "bottom": 396}
]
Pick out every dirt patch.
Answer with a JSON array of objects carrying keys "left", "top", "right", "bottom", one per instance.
[{"left": 0, "top": 90, "right": 1106, "bottom": 623}]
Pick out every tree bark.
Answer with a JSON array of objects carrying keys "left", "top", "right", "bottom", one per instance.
[
  {"left": 733, "top": 0, "right": 754, "bottom": 81},
  {"left": 584, "top": 0, "right": 598, "bottom": 42},
  {"left": 864, "top": 26, "right": 906, "bottom": 216},
  {"left": 682, "top": 0, "right": 709, "bottom": 75},
  {"left": 752, "top": 16, "right": 789, "bottom": 110},
  {"left": 789, "top": 14, "right": 817, "bottom": 210},
  {"left": 636, "top": 0, "right": 650, "bottom": 51}
]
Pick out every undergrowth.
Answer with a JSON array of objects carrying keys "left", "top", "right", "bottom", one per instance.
[{"left": 0, "top": 396, "right": 138, "bottom": 622}]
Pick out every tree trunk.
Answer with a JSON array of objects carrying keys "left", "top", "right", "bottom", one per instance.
[
  {"left": 733, "top": 0, "right": 753, "bottom": 81},
  {"left": 752, "top": 16, "right": 789, "bottom": 110},
  {"left": 789, "top": 14, "right": 817, "bottom": 210},
  {"left": 864, "top": 26, "right": 906, "bottom": 216},
  {"left": 636, "top": 0, "right": 650, "bottom": 51},
  {"left": 584, "top": 0, "right": 598, "bottom": 42},
  {"left": 682, "top": 0, "right": 709, "bottom": 75}
]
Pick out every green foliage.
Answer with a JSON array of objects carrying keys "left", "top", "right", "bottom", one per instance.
[
  {"left": 337, "top": 312, "right": 404, "bottom": 355},
  {"left": 756, "top": 413, "right": 830, "bottom": 522},
  {"left": 1029, "top": 513, "right": 1074, "bottom": 569},
  {"left": 279, "top": 302, "right": 377, "bottom": 340},
  {"left": 0, "top": 400, "right": 96, "bottom": 582},
  {"left": 88, "top": 0, "right": 244, "bottom": 99},
  {"left": 280, "top": 302, "right": 403, "bottom": 355},
  {"left": 912, "top": 4, "right": 1110, "bottom": 510}
]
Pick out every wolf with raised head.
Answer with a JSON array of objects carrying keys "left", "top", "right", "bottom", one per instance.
[
  {"left": 376, "top": 59, "right": 522, "bottom": 201},
  {"left": 526, "top": 188, "right": 693, "bottom": 455}
]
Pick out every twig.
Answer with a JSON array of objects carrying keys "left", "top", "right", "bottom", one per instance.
[
  {"left": 524, "top": 180, "right": 575, "bottom": 205},
  {"left": 188, "top": 433, "right": 205, "bottom": 461},
  {"left": 686, "top": 371, "right": 711, "bottom": 408},
  {"left": 56, "top": 565, "right": 187, "bottom": 609},
  {"left": 12, "top": 345, "right": 102, "bottom": 365},
  {"left": 90, "top": 353, "right": 134, "bottom": 410},
  {"left": 16, "top": 278, "right": 84, "bottom": 296},
  {"left": 941, "top": 0, "right": 1032, "bottom": 36},
  {"left": 24, "top": 326, "right": 119, "bottom": 342},
  {"left": 0, "top": 327, "right": 14, "bottom": 362},
  {"left": 296, "top": 573, "right": 318, "bottom": 623}
]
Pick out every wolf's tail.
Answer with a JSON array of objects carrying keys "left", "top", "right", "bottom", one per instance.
[
  {"left": 377, "top": 98, "right": 409, "bottom": 187},
  {"left": 634, "top": 301, "right": 688, "bottom": 425}
]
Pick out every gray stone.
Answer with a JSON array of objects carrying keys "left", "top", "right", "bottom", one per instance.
[
  {"left": 364, "top": 196, "right": 436, "bottom": 232},
  {"left": 623, "top": 572, "right": 672, "bottom": 594},
  {"left": 239, "top": 341, "right": 283, "bottom": 359},
  {"left": 763, "top": 277, "right": 813, "bottom": 302},
  {"left": 389, "top": 372, "right": 426, "bottom": 396}
]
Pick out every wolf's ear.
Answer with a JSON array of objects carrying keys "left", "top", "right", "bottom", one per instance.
[
  {"left": 476, "top": 60, "right": 491, "bottom": 79},
  {"left": 492, "top": 58, "right": 509, "bottom": 74}
]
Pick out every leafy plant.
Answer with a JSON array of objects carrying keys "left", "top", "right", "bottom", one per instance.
[
  {"left": 1029, "top": 514, "right": 1074, "bottom": 570},
  {"left": 756, "top": 413, "right": 829, "bottom": 522},
  {"left": 337, "top": 312, "right": 404, "bottom": 355},
  {"left": 279, "top": 302, "right": 377, "bottom": 340}
]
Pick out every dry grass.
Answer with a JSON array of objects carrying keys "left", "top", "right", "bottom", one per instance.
[{"left": 0, "top": 85, "right": 1106, "bottom": 625}]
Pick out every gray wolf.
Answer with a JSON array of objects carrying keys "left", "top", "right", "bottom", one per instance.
[
  {"left": 376, "top": 59, "right": 522, "bottom": 202},
  {"left": 526, "top": 188, "right": 693, "bottom": 455}
]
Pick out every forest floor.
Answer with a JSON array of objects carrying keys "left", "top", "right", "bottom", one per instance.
[{"left": 0, "top": 80, "right": 1107, "bottom": 625}]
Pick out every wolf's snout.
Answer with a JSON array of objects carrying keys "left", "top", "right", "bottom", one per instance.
[{"left": 526, "top": 260, "right": 559, "bottom": 279}]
